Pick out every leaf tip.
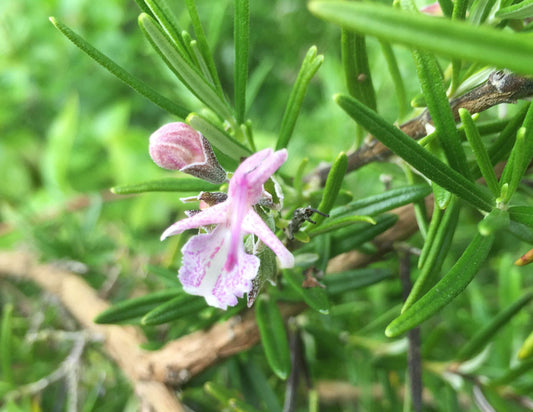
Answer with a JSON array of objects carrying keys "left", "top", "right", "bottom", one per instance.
[{"left": 384, "top": 324, "right": 396, "bottom": 338}]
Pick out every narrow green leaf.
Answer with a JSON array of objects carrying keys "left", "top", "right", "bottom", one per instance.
[
  {"left": 308, "top": 1, "right": 533, "bottom": 75},
  {"left": 324, "top": 268, "right": 394, "bottom": 295},
  {"left": 518, "top": 330, "right": 533, "bottom": 359},
  {"left": 478, "top": 208, "right": 510, "bottom": 236},
  {"left": 331, "top": 184, "right": 431, "bottom": 218},
  {"left": 405, "top": 198, "right": 460, "bottom": 310},
  {"left": 335, "top": 94, "right": 494, "bottom": 211},
  {"left": 94, "top": 289, "right": 182, "bottom": 324},
  {"left": 190, "top": 40, "right": 217, "bottom": 85},
  {"left": 241, "top": 358, "right": 282, "bottom": 412},
  {"left": 312, "top": 152, "right": 348, "bottom": 227},
  {"left": 489, "top": 358, "right": 533, "bottom": 385},
  {"left": 469, "top": 0, "right": 497, "bottom": 24},
  {"left": 411, "top": 50, "right": 470, "bottom": 177},
  {"left": 387, "top": 232, "right": 494, "bottom": 337},
  {"left": 138, "top": 13, "right": 233, "bottom": 121},
  {"left": 0, "top": 304, "right": 14, "bottom": 385},
  {"left": 255, "top": 295, "right": 291, "bottom": 379},
  {"left": 460, "top": 108, "right": 500, "bottom": 197},
  {"left": 438, "top": 0, "right": 454, "bottom": 17},
  {"left": 111, "top": 177, "right": 220, "bottom": 194},
  {"left": 379, "top": 41, "right": 408, "bottom": 120},
  {"left": 496, "top": 0, "right": 533, "bottom": 20},
  {"left": 184, "top": 0, "right": 225, "bottom": 96},
  {"left": 488, "top": 103, "right": 529, "bottom": 166},
  {"left": 275, "top": 46, "right": 323, "bottom": 150},
  {"left": 187, "top": 113, "right": 251, "bottom": 161},
  {"left": 234, "top": 0, "right": 249, "bottom": 124},
  {"left": 499, "top": 129, "right": 527, "bottom": 202},
  {"left": 308, "top": 215, "right": 376, "bottom": 238},
  {"left": 341, "top": 31, "right": 376, "bottom": 110},
  {"left": 452, "top": 0, "right": 468, "bottom": 20},
  {"left": 330, "top": 214, "right": 398, "bottom": 257},
  {"left": 293, "top": 158, "right": 308, "bottom": 204},
  {"left": 418, "top": 203, "right": 442, "bottom": 269},
  {"left": 508, "top": 220, "right": 533, "bottom": 244},
  {"left": 509, "top": 206, "right": 533, "bottom": 227},
  {"left": 282, "top": 270, "right": 329, "bottom": 314},
  {"left": 403, "top": 166, "right": 429, "bottom": 238},
  {"left": 133, "top": 0, "right": 154, "bottom": 16},
  {"left": 144, "top": 0, "right": 192, "bottom": 64},
  {"left": 49, "top": 17, "right": 189, "bottom": 118},
  {"left": 457, "top": 292, "right": 533, "bottom": 361},
  {"left": 458, "top": 118, "right": 508, "bottom": 141},
  {"left": 316, "top": 234, "right": 331, "bottom": 272},
  {"left": 204, "top": 381, "right": 241, "bottom": 404},
  {"left": 142, "top": 294, "right": 207, "bottom": 325},
  {"left": 500, "top": 99, "right": 533, "bottom": 201}
]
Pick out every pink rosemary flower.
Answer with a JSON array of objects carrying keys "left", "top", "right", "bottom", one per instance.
[
  {"left": 149, "top": 122, "right": 227, "bottom": 184},
  {"left": 160, "top": 148, "right": 295, "bottom": 309}
]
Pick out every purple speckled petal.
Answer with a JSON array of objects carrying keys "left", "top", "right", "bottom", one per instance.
[
  {"left": 160, "top": 202, "right": 229, "bottom": 240},
  {"left": 224, "top": 148, "right": 288, "bottom": 272},
  {"left": 242, "top": 210, "right": 294, "bottom": 268},
  {"left": 178, "top": 226, "right": 259, "bottom": 309}
]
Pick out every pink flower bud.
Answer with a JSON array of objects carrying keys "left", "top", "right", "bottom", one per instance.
[
  {"left": 149, "top": 122, "right": 227, "bottom": 184},
  {"left": 420, "top": 2, "right": 442, "bottom": 15}
]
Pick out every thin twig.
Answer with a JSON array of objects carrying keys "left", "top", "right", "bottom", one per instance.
[
  {"left": 3, "top": 331, "right": 87, "bottom": 404},
  {"left": 283, "top": 322, "right": 306, "bottom": 412}
]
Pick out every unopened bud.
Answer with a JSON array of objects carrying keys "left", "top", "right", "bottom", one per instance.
[{"left": 149, "top": 122, "right": 227, "bottom": 184}]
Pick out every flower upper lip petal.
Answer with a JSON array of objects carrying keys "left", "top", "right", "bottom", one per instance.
[
  {"left": 160, "top": 202, "right": 228, "bottom": 240},
  {"left": 242, "top": 210, "right": 294, "bottom": 268}
]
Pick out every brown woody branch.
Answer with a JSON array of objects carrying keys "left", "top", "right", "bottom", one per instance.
[{"left": 308, "top": 71, "right": 533, "bottom": 186}]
